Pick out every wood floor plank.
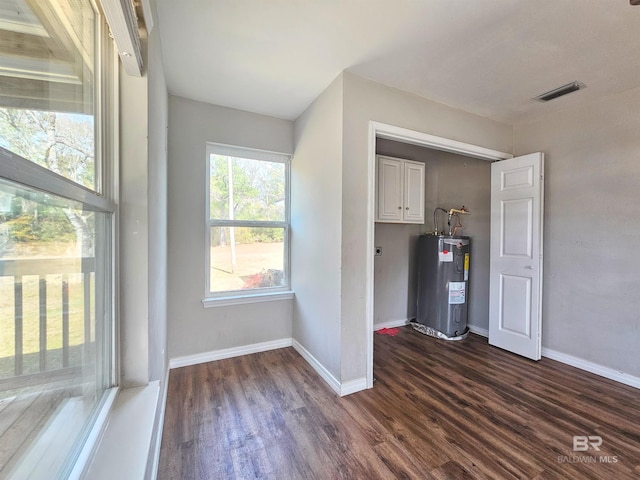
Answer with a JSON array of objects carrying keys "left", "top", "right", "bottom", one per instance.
[{"left": 158, "top": 329, "right": 640, "bottom": 479}]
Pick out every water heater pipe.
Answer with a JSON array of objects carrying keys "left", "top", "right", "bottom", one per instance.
[
  {"left": 433, "top": 206, "right": 471, "bottom": 235},
  {"left": 449, "top": 208, "right": 470, "bottom": 216}
]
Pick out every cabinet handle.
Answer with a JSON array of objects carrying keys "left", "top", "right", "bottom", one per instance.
[
  {"left": 398, "top": 206, "right": 402, "bottom": 209},
  {"left": 405, "top": 207, "right": 409, "bottom": 210}
]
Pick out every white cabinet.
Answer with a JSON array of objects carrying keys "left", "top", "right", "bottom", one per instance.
[{"left": 376, "top": 155, "right": 425, "bottom": 223}]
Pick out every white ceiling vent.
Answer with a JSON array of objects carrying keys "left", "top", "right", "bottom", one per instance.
[
  {"left": 101, "top": 0, "right": 143, "bottom": 76},
  {"left": 533, "top": 81, "right": 586, "bottom": 102}
]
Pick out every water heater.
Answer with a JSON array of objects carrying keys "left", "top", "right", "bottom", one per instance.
[{"left": 415, "top": 234, "right": 470, "bottom": 340}]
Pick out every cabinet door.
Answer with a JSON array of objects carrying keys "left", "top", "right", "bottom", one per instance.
[
  {"left": 377, "top": 157, "right": 403, "bottom": 222},
  {"left": 403, "top": 161, "right": 425, "bottom": 223}
]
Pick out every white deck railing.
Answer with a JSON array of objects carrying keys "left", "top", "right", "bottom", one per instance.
[{"left": 0, "top": 257, "right": 95, "bottom": 387}]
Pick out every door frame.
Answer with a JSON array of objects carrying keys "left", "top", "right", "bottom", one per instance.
[{"left": 366, "top": 121, "right": 513, "bottom": 388}]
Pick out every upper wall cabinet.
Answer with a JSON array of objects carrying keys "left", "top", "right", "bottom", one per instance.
[{"left": 376, "top": 155, "right": 425, "bottom": 224}]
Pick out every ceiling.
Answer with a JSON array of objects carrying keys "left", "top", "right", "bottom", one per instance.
[{"left": 155, "top": 0, "right": 640, "bottom": 123}]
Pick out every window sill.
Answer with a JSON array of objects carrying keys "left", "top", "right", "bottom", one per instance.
[
  {"left": 81, "top": 382, "right": 160, "bottom": 479},
  {"left": 202, "top": 290, "right": 295, "bottom": 308}
]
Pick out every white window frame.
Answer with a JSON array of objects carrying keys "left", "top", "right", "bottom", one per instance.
[
  {"left": 203, "top": 142, "right": 293, "bottom": 307},
  {"left": 0, "top": 5, "right": 119, "bottom": 477}
]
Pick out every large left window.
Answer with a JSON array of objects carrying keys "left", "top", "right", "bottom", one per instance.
[{"left": 0, "top": 1, "right": 115, "bottom": 478}]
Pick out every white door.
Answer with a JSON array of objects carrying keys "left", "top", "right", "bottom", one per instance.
[
  {"left": 489, "top": 153, "right": 544, "bottom": 360},
  {"left": 403, "top": 161, "right": 425, "bottom": 223},
  {"left": 377, "top": 156, "right": 403, "bottom": 222}
]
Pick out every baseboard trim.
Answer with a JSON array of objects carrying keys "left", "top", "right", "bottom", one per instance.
[
  {"left": 291, "top": 340, "right": 367, "bottom": 397},
  {"left": 374, "top": 318, "right": 410, "bottom": 330},
  {"left": 541, "top": 347, "right": 640, "bottom": 390},
  {"left": 469, "top": 327, "right": 638, "bottom": 389},
  {"left": 292, "top": 339, "right": 341, "bottom": 395},
  {"left": 468, "top": 325, "right": 489, "bottom": 337},
  {"left": 169, "top": 338, "right": 293, "bottom": 369},
  {"left": 340, "top": 377, "right": 368, "bottom": 396}
]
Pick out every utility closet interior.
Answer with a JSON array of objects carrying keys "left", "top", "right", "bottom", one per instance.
[{"left": 373, "top": 138, "right": 491, "bottom": 334}]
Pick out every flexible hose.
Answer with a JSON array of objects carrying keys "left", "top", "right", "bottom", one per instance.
[{"left": 433, "top": 207, "right": 448, "bottom": 234}]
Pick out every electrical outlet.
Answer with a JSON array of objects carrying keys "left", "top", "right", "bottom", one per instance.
[{"left": 375, "top": 246, "right": 382, "bottom": 256}]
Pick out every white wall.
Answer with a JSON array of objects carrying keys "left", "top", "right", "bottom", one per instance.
[
  {"left": 145, "top": 11, "right": 169, "bottom": 477},
  {"left": 119, "top": 48, "right": 150, "bottom": 388},
  {"left": 147, "top": 15, "right": 169, "bottom": 384},
  {"left": 291, "top": 75, "right": 344, "bottom": 379},
  {"left": 167, "top": 96, "right": 294, "bottom": 360},
  {"left": 374, "top": 139, "right": 492, "bottom": 331},
  {"left": 341, "top": 72, "right": 513, "bottom": 383},
  {"left": 514, "top": 86, "right": 640, "bottom": 377}
]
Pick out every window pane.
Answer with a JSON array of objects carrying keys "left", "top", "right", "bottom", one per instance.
[
  {"left": 0, "top": 0, "right": 97, "bottom": 190},
  {"left": 209, "top": 155, "right": 285, "bottom": 221},
  {"left": 0, "top": 179, "right": 112, "bottom": 477},
  {"left": 210, "top": 226, "right": 285, "bottom": 292}
]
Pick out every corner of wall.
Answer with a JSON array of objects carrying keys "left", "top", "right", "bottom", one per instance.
[{"left": 290, "top": 73, "right": 345, "bottom": 381}]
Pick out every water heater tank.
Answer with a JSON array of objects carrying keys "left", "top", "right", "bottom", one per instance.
[{"left": 415, "top": 234, "right": 470, "bottom": 339}]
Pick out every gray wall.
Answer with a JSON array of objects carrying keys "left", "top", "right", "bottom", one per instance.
[
  {"left": 119, "top": 25, "right": 169, "bottom": 388},
  {"left": 144, "top": 7, "right": 169, "bottom": 475},
  {"left": 374, "top": 139, "right": 492, "bottom": 331},
  {"left": 291, "top": 75, "right": 344, "bottom": 380},
  {"left": 147, "top": 16, "right": 169, "bottom": 383},
  {"left": 341, "top": 72, "right": 513, "bottom": 382},
  {"left": 119, "top": 48, "right": 150, "bottom": 388},
  {"left": 514, "top": 86, "right": 640, "bottom": 377},
  {"left": 167, "top": 96, "right": 294, "bottom": 360}
]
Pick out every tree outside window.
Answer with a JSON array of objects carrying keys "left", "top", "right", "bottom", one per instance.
[{"left": 207, "top": 146, "right": 289, "bottom": 295}]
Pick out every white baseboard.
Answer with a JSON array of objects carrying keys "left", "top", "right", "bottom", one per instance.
[
  {"left": 468, "top": 324, "right": 489, "bottom": 337},
  {"left": 169, "top": 338, "right": 293, "bottom": 369},
  {"left": 340, "top": 377, "right": 368, "bottom": 396},
  {"left": 374, "top": 318, "right": 410, "bottom": 330},
  {"left": 292, "top": 339, "right": 341, "bottom": 395},
  {"left": 291, "top": 340, "right": 368, "bottom": 396},
  {"left": 169, "top": 338, "right": 367, "bottom": 397},
  {"left": 469, "top": 327, "right": 638, "bottom": 390},
  {"left": 541, "top": 347, "right": 640, "bottom": 390},
  {"left": 377, "top": 320, "right": 489, "bottom": 338}
]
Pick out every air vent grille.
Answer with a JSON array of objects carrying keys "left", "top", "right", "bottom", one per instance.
[{"left": 534, "top": 81, "right": 586, "bottom": 102}]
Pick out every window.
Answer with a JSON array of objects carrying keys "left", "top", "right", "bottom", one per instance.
[
  {"left": 206, "top": 143, "right": 290, "bottom": 299},
  {"left": 0, "top": 1, "right": 115, "bottom": 477},
  {"left": 0, "top": 0, "right": 100, "bottom": 192}
]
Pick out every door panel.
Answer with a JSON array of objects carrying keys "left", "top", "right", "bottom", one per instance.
[
  {"left": 501, "top": 165, "right": 534, "bottom": 190},
  {"left": 490, "top": 153, "right": 544, "bottom": 360},
  {"left": 501, "top": 198, "right": 533, "bottom": 257},
  {"left": 499, "top": 274, "right": 532, "bottom": 336}
]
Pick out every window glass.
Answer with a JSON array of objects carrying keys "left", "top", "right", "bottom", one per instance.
[
  {"left": 209, "top": 226, "right": 285, "bottom": 292},
  {"left": 207, "top": 146, "right": 289, "bottom": 296},
  {"left": 0, "top": 179, "right": 112, "bottom": 477},
  {"left": 0, "top": 0, "right": 113, "bottom": 476},
  {"left": 209, "top": 155, "right": 285, "bottom": 222},
  {"left": 0, "top": 0, "right": 97, "bottom": 191}
]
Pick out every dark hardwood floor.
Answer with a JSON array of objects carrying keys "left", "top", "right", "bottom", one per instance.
[{"left": 158, "top": 328, "right": 640, "bottom": 479}]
